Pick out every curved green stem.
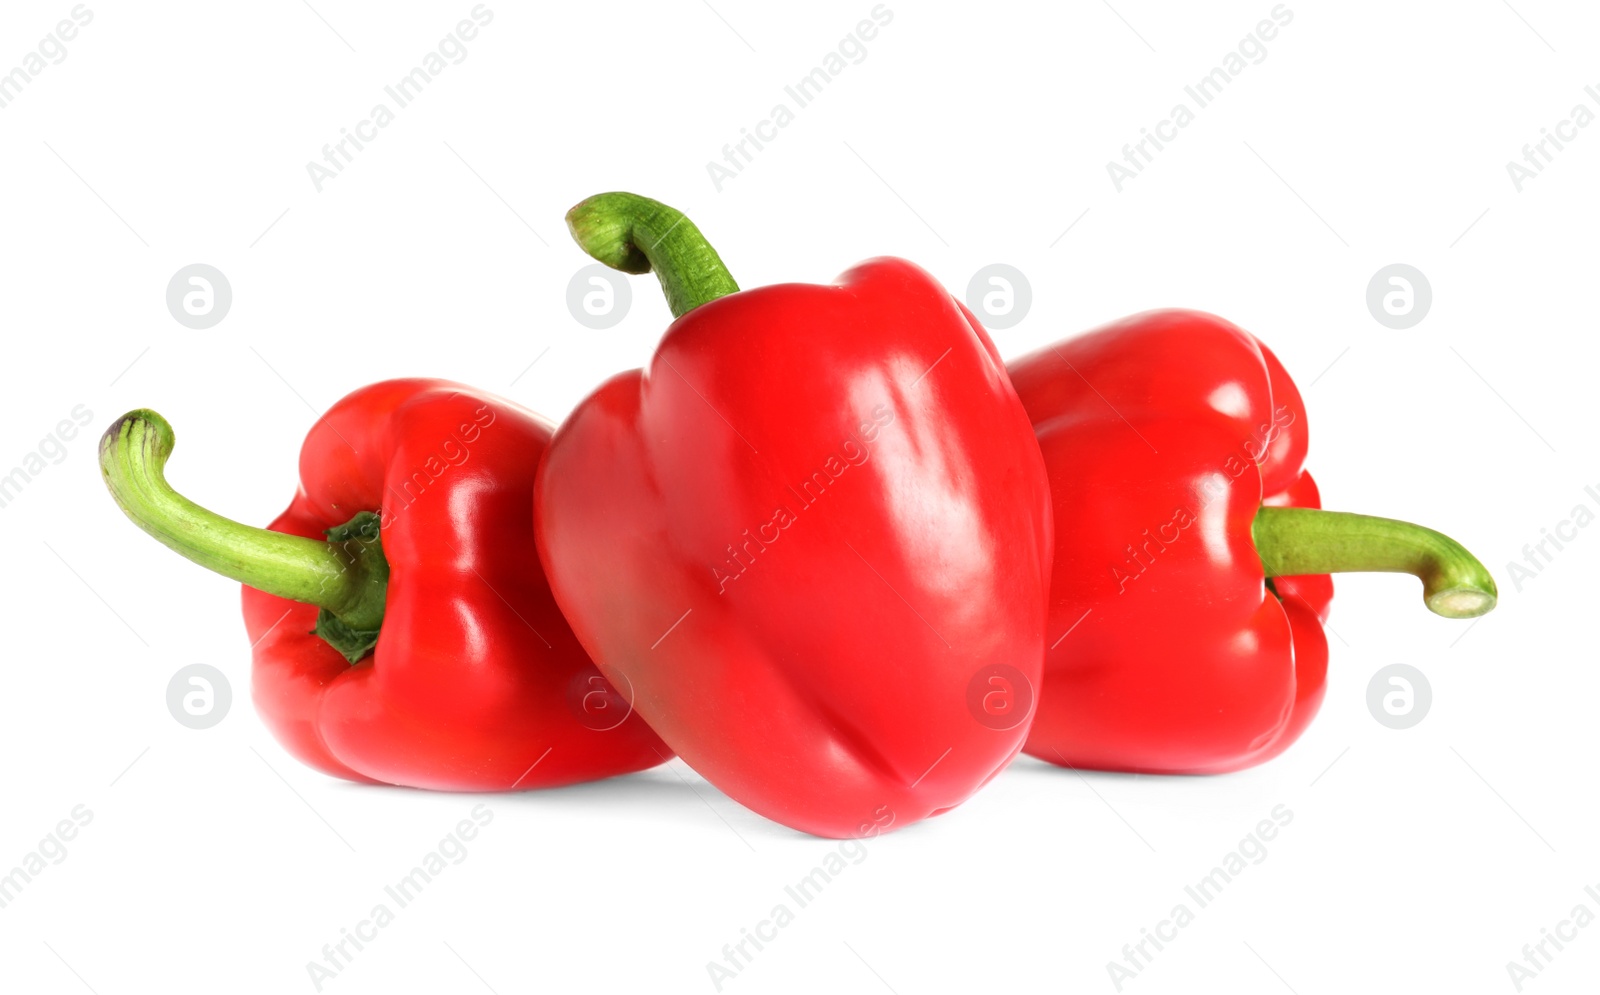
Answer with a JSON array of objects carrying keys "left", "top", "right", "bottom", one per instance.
[
  {"left": 566, "top": 191, "right": 739, "bottom": 318},
  {"left": 99, "top": 410, "right": 388, "bottom": 661},
  {"left": 1253, "top": 506, "right": 1496, "bottom": 619}
]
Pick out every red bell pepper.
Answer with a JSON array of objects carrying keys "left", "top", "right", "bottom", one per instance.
[
  {"left": 99, "top": 379, "right": 668, "bottom": 789},
  {"left": 1008, "top": 310, "right": 1495, "bottom": 774},
  {"left": 536, "top": 192, "right": 1053, "bottom": 838}
]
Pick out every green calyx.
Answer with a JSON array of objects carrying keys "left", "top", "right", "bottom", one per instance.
[
  {"left": 98, "top": 410, "right": 390, "bottom": 663},
  {"left": 565, "top": 191, "right": 739, "bottom": 319},
  {"left": 311, "top": 511, "right": 388, "bottom": 662},
  {"left": 1253, "top": 505, "right": 1497, "bottom": 619}
]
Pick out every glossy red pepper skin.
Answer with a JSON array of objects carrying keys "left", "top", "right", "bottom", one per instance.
[
  {"left": 1008, "top": 310, "right": 1333, "bottom": 774},
  {"left": 536, "top": 259, "right": 1053, "bottom": 837},
  {"left": 244, "top": 379, "right": 669, "bottom": 789}
]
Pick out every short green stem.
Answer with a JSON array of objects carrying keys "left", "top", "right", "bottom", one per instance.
[
  {"left": 565, "top": 191, "right": 739, "bottom": 318},
  {"left": 99, "top": 410, "right": 389, "bottom": 661},
  {"left": 1253, "top": 506, "right": 1496, "bottom": 619}
]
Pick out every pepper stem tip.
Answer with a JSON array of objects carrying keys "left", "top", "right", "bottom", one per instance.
[{"left": 564, "top": 190, "right": 738, "bottom": 319}]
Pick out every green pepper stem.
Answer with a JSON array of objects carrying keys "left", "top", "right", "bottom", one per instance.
[
  {"left": 1253, "top": 506, "right": 1496, "bottom": 619},
  {"left": 565, "top": 191, "right": 739, "bottom": 318},
  {"left": 98, "top": 411, "right": 389, "bottom": 641}
]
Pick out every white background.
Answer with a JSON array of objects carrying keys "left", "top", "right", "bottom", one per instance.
[{"left": 1, "top": 1, "right": 1595, "bottom": 992}]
